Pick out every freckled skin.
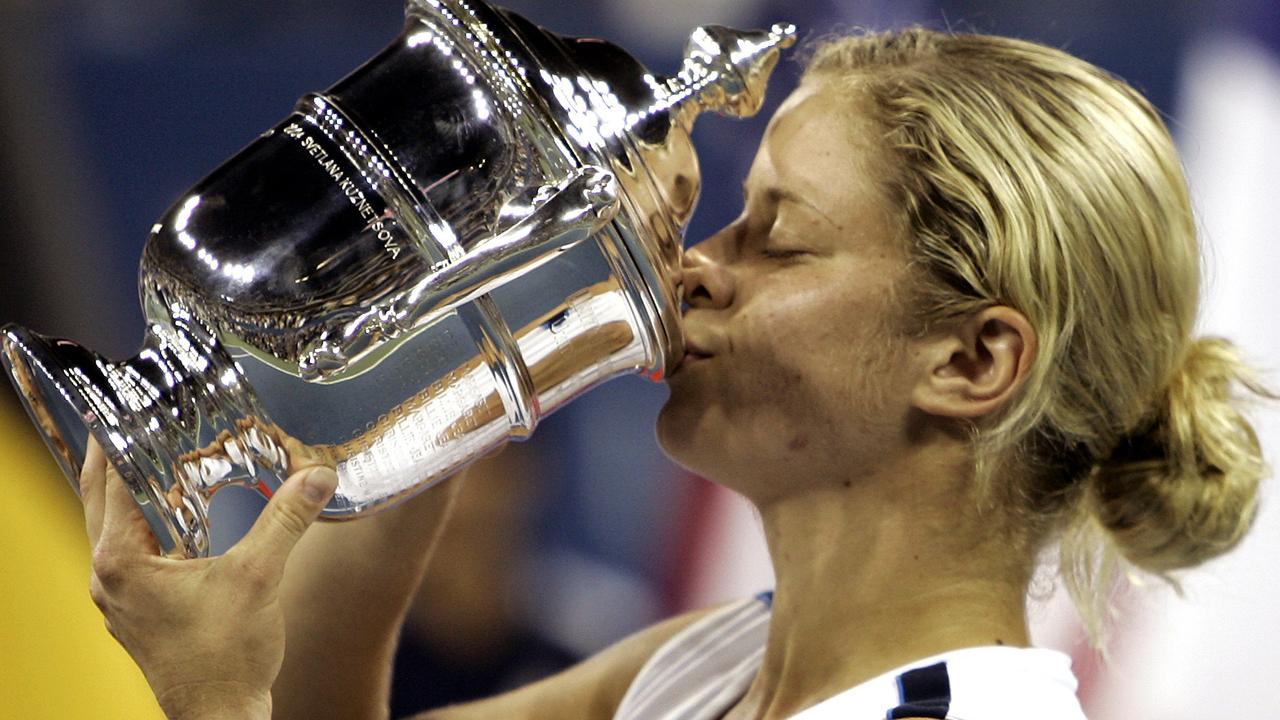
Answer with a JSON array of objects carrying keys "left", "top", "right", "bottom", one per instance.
[{"left": 658, "top": 82, "right": 921, "bottom": 505}]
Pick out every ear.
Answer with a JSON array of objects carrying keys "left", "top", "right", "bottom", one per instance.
[{"left": 910, "top": 306, "right": 1038, "bottom": 419}]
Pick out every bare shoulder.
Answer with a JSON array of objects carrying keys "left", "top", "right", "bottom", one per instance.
[{"left": 409, "top": 606, "right": 720, "bottom": 720}]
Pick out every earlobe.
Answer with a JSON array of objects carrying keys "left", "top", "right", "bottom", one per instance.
[{"left": 911, "top": 307, "right": 1037, "bottom": 420}]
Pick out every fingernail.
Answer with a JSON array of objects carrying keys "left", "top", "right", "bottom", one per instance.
[{"left": 302, "top": 467, "right": 338, "bottom": 503}]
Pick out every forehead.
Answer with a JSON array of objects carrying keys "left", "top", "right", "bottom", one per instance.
[{"left": 749, "top": 82, "right": 890, "bottom": 231}]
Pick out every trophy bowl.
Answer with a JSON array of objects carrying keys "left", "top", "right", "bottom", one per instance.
[{"left": 1, "top": 0, "right": 795, "bottom": 557}]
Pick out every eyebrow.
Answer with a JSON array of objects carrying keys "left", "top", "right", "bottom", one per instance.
[{"left": 742, "top": 182, "right": 841, "bottom": 229}]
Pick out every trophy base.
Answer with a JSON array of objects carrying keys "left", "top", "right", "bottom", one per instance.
[
  {"left": 1, "top": 322, "right": 289, "bottom": 557},
  {"left": 2, "top": 327, "right": 97, "bottom": 493}
]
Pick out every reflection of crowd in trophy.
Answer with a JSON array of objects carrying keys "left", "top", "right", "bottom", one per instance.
[
  {"left": 303, "top": 279, "right": 637, "bottom": 506},
  {"left": 160, "top": 278, "right": 638, "bottom": 525}
]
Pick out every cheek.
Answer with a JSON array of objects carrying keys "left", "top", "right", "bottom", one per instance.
[
  {"left": 733, "top": 281, "right": 878, "bottom": 384},
  {"left": 658, "top": 265, "right": 911, "bottom": 472},
  {"left": 729, "top": 279, "right": 909, "bottom": 428},
  {"left": 723, "top": 294, "right": 821, "bottom": 402},
  {"left": 656, "top": 291, "right": 830, "bottom": 469}
]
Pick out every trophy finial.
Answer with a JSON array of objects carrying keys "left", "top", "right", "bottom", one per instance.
[{"left": 667, "top": 22, "right": 798, "bottom": 128}]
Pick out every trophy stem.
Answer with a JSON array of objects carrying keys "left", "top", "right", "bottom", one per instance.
[{"left": 2, "top": 315, "right": 289, "bottom": 557}]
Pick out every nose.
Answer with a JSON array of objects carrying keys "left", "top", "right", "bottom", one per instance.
[{"left": 681, "top": 241, "right": 734, "bottom": 310}]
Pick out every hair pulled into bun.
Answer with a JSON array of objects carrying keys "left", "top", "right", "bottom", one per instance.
[
  {"left": 1090, "top": 338, "right": 1268, "bottom": 575},
  {"left": 802, "top": 28, "right": 1271, "bottom": 637}
]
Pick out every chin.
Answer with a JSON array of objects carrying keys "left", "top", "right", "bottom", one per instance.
[
  {"left": 655, "top": 392, "right": 711, "bottom": 473},
  {"left": 655, "top": 392, "right": 743, "bottom": 486},
  {"left": 654, "top": 397, "right": 690, "bottom": 460}
]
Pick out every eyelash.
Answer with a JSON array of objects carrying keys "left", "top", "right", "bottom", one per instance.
[
  {"left": 760, "top": 247, "right": 807, "bottom": 261},
  {"left": 734, "top": 209, "right": 808, "bottom": 262}
]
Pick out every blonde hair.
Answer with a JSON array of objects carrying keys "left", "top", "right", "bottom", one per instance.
[{"left": 804, "top": 28, "right": 1269, "bottom": 636}]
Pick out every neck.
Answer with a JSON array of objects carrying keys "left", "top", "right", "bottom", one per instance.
[{"left": 732, "top": 455, "right": 1032, "bottom": 720}]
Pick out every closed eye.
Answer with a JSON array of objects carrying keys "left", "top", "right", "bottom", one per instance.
[{"left": 760, "top": 247, "right": 809, "bottom": 261}]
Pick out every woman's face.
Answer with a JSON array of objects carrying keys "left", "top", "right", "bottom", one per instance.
[{"left": 657, "top": 81, "right": 923, "bottom": 499}]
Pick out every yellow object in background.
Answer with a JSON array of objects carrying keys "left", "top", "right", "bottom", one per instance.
[{"left": 0, "top": 397, "right": 164, "bottom": 720}]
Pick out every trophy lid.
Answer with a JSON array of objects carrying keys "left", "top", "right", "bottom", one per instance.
[
  {"left": 662, "top": 23, "right": 799, "bottom": 129},
  {"left": 472, "top": 6, "right": 796, "bottom": 377},
  {"left": 498, "top": 14, "right": 799, "bottom": 196}
]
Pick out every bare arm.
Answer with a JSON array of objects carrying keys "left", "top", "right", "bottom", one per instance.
[
  {"left": 80, "top": 432, "right": 707, "bottom": 720},
  {"left": 271, "top": 474, "right": 465, "bottom": 720}
]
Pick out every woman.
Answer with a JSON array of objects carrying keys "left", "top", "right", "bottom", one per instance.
[{"left": 79, "top": 28, "right": 1268, "bottom": 720}]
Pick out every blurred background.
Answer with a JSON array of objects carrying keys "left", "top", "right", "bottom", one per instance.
[{"left": 0, "top": 0, "right": 1276, "bottom": 717}]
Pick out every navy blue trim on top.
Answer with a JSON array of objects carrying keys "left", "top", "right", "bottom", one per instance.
[
  {"left": 887, "top": 661, "right": 951, "bottom": 719},
  {"left": 755, "top": 590, "right": 775, "bottom": 608}
]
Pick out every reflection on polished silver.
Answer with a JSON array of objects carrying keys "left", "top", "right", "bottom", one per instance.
[
  {"left": 0, "top": 0, "right": 796, "bottom": 557},
  {"left": 297, "top": 165, "right": 621, "bottom": 383}
]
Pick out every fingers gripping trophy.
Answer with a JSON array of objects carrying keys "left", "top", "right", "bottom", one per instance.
[{"left": 1, "top": 0, "right": 796, "bottom": 557}]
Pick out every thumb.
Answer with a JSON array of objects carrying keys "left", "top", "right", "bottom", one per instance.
[{"left": 233, "top": 465, "right": 338, "bottom": 577}]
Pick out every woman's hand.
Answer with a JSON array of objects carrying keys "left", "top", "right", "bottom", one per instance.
[{"left": 80, "top": 438, "right": 338, "bottom": 720}]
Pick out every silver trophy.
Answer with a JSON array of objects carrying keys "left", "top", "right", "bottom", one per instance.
[{"left": 1, "top": 0, "right": 794, "bottom": 557}]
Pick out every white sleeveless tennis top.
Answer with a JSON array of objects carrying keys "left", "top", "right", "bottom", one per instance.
[{"left": 613, "top": 593, "right": 1087, "bottom": 720}]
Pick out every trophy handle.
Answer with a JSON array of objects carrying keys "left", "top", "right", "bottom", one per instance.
[{"left": 299, "top": 165, "right": 619, "bottom": 382}]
